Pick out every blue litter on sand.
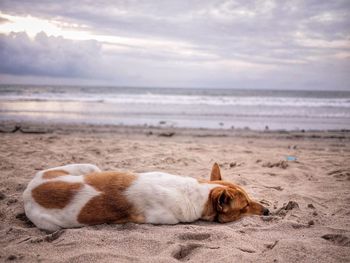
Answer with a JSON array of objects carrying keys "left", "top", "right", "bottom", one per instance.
[{"left": 286, "top": 156, "right": 297, "bottom": 161}]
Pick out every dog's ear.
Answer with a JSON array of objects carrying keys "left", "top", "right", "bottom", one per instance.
[
  {"left": 212, "top": 188, "right": 233, "bottom": 212},
  {"left": 210, "top": 162, "right": 222, "bottom": 181}
]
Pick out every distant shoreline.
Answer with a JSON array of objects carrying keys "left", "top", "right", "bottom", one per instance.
[
  {"left": 1, "top": 121, "right": 349, "bottom": 141},
  {"left": 1, "top": 83, "right": 350, "bottom": 93}
]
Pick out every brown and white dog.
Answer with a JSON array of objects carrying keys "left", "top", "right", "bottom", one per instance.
[{"left": 23, "top": 163, "right": 269, "bottom": 231}]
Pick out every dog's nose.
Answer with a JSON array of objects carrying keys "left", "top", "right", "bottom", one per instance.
[{"left": 263, "top": 207, "right": 270, "bottom": 216}]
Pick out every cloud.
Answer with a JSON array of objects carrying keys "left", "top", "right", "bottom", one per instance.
[
  {"left": 0, "top": 0, "right": 349, "bottom": 89},
  {"left": 0, "top": 31, "right": 102, "bottom": 78}
]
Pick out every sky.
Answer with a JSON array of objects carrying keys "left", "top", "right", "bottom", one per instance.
[{"left": 0, "top": 0, "right": 349, "bottom": 90}]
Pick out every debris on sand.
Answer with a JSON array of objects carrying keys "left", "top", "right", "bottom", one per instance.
[
  {"left": 31, "top": 230, "right": 65, "bottom": 243},
  {"left": 308, "top": 220, "right": 315, "bottom": 226},
  {"left": 274, "top": 201, "right": 300, "bottom": 216},
  {"left": 229, "top": 162, "right": 237, "bottom": 168},
  {"left": 264, "top": 185, "right": 284, "bottom": 191},
  {"left": 265, "top": 240, "right": 278, "bottom": 250},
  {"left": 158, "top": 132, "right": 175, "bottom": 137},
  {"left": 0, "top": 125, "right": 49, "bottom": 134},
  {"left": 307, "top": 203, "right": 315, "bottom": 209},
  {"left": 262, "top": 160, "right": 288, "bottom": 169},
  {"left": 284, "top": 201, "right": 299, "bottom": 210}
]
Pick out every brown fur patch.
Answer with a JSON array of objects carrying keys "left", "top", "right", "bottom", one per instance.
[
  {"left": 201, "top": 195, "right": 217, "bottom": 221},
  {"left": 32, "top": 181, "right": 83, "bottom": 209},
  {"left": 200, "top": 180, "right": 266, "bottom": 222},
  {"left": 201, "top": 163, "right": 266, "bottom": 222},
  {"left": 42, "top": 169, "right": 69, "bottom": 179},
  {"left": 77, "top": 171, "right": 144, "bottom": 225},
  {"left": 210, "top": 163, "right": 222, "bottom": 181}
]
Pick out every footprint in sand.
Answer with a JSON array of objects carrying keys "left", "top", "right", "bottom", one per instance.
[
  {"left": 172, "top": 243, "right": 203, "bottom": 261},
  {"left": 321, "top": 234, "right": 350, "bottom": 247},
  {"left": 171, "top": 233, "right": 211, "bottom": 260},
  {"left": 327, "top": 169, "right": 350, "bottom": 181},
  {"left": 177, "top": 233, "right": 211, "bottom": 241}
]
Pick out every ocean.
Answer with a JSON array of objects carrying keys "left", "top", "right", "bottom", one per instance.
[{"left": 0, "top": 85, "right": 349, "bottom": 131}]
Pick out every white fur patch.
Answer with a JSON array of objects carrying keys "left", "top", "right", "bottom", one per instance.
[{"left": 125, "top": 172, "right": 218, "bottom": 224}]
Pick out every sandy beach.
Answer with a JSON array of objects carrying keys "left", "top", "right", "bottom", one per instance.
[{"left": 0, "top": 122, "right": 349, "bottom": 262}]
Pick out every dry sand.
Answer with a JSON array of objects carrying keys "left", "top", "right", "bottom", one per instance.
[{"left": 0, "top": 123, "right": 349, "bottom": 262}]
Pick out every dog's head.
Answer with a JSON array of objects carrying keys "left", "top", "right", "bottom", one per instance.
[{"left": 202, "top": 163, "right": 269, "bottom": 223}]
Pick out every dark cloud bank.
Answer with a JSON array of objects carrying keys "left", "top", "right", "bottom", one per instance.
[{"left": 0, "top": 32, "right": 101, "bottom": 78}]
